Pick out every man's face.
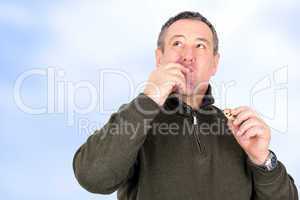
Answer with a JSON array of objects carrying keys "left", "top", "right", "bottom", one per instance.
[{"left": 156, "top": 19, "right": 219, "bottom": 96}]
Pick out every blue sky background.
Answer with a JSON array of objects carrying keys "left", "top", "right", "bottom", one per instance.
[{"left": 1, "top": 0, "right": 299, "bottom": 199}]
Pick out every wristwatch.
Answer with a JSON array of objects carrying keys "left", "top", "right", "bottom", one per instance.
[{"left": 259, "top": 150, "right": 278, "bottom": 171}]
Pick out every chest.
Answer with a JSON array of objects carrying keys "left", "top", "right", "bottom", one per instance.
[{"left": 137, "top": 115, "right": 252, "bottom": 199}]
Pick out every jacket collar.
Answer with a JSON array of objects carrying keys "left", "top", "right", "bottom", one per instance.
[{"left": 163, "top": 84, "right": 214, "bottom": 116}]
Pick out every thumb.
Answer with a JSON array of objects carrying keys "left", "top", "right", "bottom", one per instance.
[{"left": 227, "top": 120, "right": 239, "bottom": 135}]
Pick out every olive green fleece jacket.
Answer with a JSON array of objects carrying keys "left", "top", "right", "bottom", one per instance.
[{"left": 73, "top": 87, "right": 298, "bottom": 200}]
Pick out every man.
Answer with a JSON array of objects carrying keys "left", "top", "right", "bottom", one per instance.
[{"left": 73, "top": 11, "right": 298, "bottom": 199}]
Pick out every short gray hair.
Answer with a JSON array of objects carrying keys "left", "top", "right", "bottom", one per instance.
[{"left": 157, "top": 11, "right": 219, "bottom": 55}]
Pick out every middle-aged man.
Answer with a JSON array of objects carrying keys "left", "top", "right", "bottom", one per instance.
[{"left": 73, "top": 11, "right": 298, "bottom": 199}]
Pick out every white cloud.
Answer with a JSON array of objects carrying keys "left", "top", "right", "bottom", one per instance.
[{"left": 35, "top": 0, "right": 266, "bottom": 77}]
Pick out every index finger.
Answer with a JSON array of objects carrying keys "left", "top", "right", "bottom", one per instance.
[
  {"left": 165, "top": 63, "right": 193, "bottom": 75},
  {"left": 231, "top": 106, "right": 250, "bottom": 116}
]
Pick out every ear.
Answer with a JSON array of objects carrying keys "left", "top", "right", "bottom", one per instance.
[
  {"left": 155, "top": 48, "right": 163, "bottom": 67},
  {"left": 211, "top": 53, "right": 220, "bottom": 76}
]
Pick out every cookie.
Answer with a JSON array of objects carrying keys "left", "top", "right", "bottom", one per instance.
[{"left": 223, "top": 109, "right": 236, "bottom": 121}]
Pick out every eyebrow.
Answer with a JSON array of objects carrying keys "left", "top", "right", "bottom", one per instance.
[{"left": 169, "top": 34, "right": 210, "bottom": 45}]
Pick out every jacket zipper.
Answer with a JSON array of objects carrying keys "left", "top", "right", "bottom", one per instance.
[{"left": 192, "top": 111, "right": 203, "bottom": 152}]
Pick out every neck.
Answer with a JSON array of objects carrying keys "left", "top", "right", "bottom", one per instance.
[{"left": 179, "top": 85, "right": 209, "bottom": 110}]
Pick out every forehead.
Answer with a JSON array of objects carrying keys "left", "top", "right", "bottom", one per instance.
[{"left": 164, "top": 19, "right": 213, "bottom": 42}]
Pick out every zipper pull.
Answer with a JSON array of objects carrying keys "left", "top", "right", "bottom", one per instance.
[{"left": 193, "top": 114, "right": 197, "bottom": 125}]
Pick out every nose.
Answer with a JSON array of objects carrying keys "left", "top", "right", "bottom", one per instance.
[{"left": 181, "top": 47, "right": 196, "bottom": 66}]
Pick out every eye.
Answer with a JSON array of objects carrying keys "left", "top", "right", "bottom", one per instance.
[
  {"left": 196, "top": 43, "right": 205, "bottom": 49},
  {"left": 173, "top": 41, "right": 183, "bottom": 47}
]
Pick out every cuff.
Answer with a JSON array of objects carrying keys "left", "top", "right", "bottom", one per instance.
[{"left": 247, "top": 158, "right": 284, "bottom": 185}]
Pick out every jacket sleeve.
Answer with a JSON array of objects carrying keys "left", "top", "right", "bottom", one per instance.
[
  {"left": 248, "top": 158, "right": 298, "bottom": 199},
  {"left": 72, "top": 93, "right": 161, "bottom": 194}
]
